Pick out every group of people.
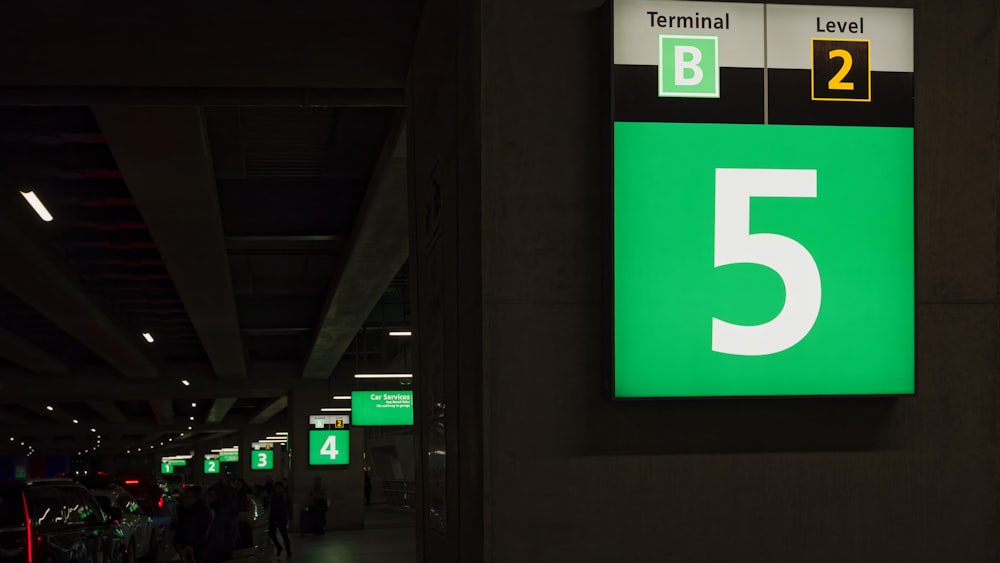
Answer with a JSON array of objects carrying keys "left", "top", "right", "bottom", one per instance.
[
  {"left": 172, "top": 476, "right": 329, "bottom": 561},
  {"left": 172, "top": 478, "right": 251, "bottom": 563}
]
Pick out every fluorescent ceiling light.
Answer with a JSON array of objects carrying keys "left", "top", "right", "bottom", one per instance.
[
  {"left": 320, "top": 407, "right": 352, "bottom": 412},
  {"left": 332, "top": 395, "right": 351, "bottom": 400},
  {"left": 354, "top": 373, "right": 413, "bottom": 379},
  {"left": 20, "top": 190, "right": 53, "bottom": 222},
  {"left": 142, "top": 332, "right": 154, "bottom": 343},
  {"left": 275, "top": 432, "right": 288, "bottom": 435},
  {"left": 389, "top": 331, "right": 412, "bottom": 337}
]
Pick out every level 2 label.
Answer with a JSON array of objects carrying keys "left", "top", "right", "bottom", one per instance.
[{"left": 816, "top": 17, "right": 864, "bottom": 34}]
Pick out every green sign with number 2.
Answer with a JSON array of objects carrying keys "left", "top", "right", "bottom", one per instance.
[{"left": 614, "top": 122, "right": 914, "bottom": 397}]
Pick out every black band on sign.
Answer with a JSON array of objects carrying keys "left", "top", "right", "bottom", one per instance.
[
  {"left": 613, "top": 65, "right": 765, "bottom": 124},
  {"left": 767, "top": 69, "right": 914, "bottom": 127}
]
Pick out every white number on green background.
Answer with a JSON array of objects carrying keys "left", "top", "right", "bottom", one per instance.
[
  {"left": 256, "top": 452, "right": 267, "bottom": 467},
  {"left": 320, "top": 436, "right": 339, "bottom": 459},
  {"left": 208, "top": 461, "right": 217, "bottom": 472},
  {"left": 712, "top": 168, "right": 821, "bottom": 356}
]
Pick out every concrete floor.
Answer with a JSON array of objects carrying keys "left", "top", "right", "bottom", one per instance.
[
  {"left": 157, "top": 507, "right": 416, "bottom": 563},
  {"left": 269, "top": 508, "right": 416, "bottom": 563}
]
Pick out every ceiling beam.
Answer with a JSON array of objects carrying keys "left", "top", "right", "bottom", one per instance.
[
  {"left": 88, "top": 401, "right": 128, "bottom": 424},
  {"left": 0, "top": 362, "right": 298, "bottom": 402},
  {"left": 250, "top": 396, "right": 288, "bottom": 425},
  {"left": 0, "top": 206, "right": 159, "bottom": 379},
  {"left": 149, "top": 400, "right": 174, "bottom": 426},
  {"left": 0, "top": 327, "right": 69, "bottom": 376},
  {"left": 93, "top": 106, "right": 246, "bottom": 379},
  {"left": 0, "top": 409, "right": 29, "bottom": 426},
  {"left": 0, "top": 87, "right": 404, "bottom": 107},
  {"left": 206, "top": 398, "right": 238, "bottom": 424},
  {"left": 302, "top": 114, "right": 408, "bottom": 378}
]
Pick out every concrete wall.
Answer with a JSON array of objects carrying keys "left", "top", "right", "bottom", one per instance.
[{"left": 411, "top": 0, "right": 1000, "bottom": 561}]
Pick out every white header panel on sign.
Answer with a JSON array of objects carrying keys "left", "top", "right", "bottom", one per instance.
[
  {"left": 615, "top": 0, "right": 764, "bottom": 68},
  {"left": 766, "top": 5, "right": 913, "bottom": 72}
]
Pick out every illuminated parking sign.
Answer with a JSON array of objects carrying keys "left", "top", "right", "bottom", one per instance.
[{"left": 613, "top": 1, "right": 914, "bottom": 397}]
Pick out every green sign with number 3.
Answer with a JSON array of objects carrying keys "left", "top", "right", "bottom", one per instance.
[
  {"left": 251, "top": 450, "right": 274, "bottom": 470},
  {"left": 309, "top": 429, "right": 349, "bottom": 466}
]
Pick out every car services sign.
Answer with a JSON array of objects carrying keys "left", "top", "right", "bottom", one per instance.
[{"left": 613, "top": 1, "right": 914, "bottom": 397}]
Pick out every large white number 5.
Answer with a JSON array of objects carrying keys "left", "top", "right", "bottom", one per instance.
[{"left": 713, "top": 168, "right": 821, "bottom": 356}]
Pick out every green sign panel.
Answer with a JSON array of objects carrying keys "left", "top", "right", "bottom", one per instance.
[
  {"left": 351, "top": 390, "right": 413, "bottom": 426},
  {"left": 219, "top": 451, "right": 239, "bottom": 463},
  {"left": 160, "top": 462, "right": 173, "bottom": 475},
  {"left": 204, "top": 459, "right": 220, "bottom": 474},
  {"left": 308, "top": 429, "right": 349, "bottom": 466},
  {"left": 251, "top": 449, "right": 274, "bottom": 470},
  {"left": 614, "top": 1, "right": 914, "bottom": 397}
]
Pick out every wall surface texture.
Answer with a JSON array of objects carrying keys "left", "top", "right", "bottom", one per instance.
[{"left": 410, "top": 0, "right": 1000, "bottom": 561}]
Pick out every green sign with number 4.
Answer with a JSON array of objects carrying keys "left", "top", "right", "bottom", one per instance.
[
  {"left": 614, "top": 122, "right": 914, "bottom": 397},
  {"left": 309, "top": 429, "right": 349, "bottom": 466}
]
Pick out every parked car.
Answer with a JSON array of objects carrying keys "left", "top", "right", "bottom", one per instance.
[
  {"left": 119, "top": 478, "right": 174, "bottom": 550},
  {"left": 91, "top": 489, "right": 154, "bottom": 563},
  {"left": 0, "top": 478, "right": 125, "bottom": 563}
]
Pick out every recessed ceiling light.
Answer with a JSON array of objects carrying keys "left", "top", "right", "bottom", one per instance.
[
  {"left": 188, "top": 426, "right": 193, "bottom": 430},
  {"left": 90, "top": 428, "right": 96, "bottom": 433},
  {"left": 19, "top": 190, "right": 53, "bottom": 222},
  {"left": 191, "top": 402, "right": 197, "bottom": 408},
  {"left": 45, "top": 405, "right": 54, "bottom": 412},
  {"left": 181, "top": 379, "right": 190, "bottom": 386},
  {"left": 189, "top": 416, "right": 195, "bottom": 421},
  {"left": 72, "top": 419, "right": 79, "bottom": 424},
  {"left": 142, "top": 332, "right": 154, "bottom": 343}
]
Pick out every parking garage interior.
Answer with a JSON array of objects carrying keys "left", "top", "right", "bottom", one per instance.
[{"left": 0, "top": 0, "right": 998, "bottom": 562}]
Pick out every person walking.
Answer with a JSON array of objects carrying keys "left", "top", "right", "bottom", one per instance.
[
  {"left": 268, "top": 482, "right": 292, "bottom": 558},
  {"left": 173, "top": 487, "right": 211, "bottom": 563},
  {"left": 308, "top": 477, "right": 328, "bottom": 534}
]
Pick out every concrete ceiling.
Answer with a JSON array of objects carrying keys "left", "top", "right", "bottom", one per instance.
[{"left": 0, "top": 1, "right": 419, "bottom": 456}]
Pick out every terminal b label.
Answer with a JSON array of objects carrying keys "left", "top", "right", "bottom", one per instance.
[
  {"left": 811, "top": 39, "right": 871, "bottom": 102},
  {"left": 658, "top": 35, "right": 720, "bottom": 98}
]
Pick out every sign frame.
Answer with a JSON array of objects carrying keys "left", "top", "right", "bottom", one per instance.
[{"left": 607, "top": 0, "right": 917, "bottom": 400}]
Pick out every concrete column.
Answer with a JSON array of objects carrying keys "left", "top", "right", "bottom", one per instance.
[
  {"left": 289, "top": 380, "right": 365, "bottom": 531},
  {"left": 409, "top": 0, "right": 1000, "bottom": 561}
]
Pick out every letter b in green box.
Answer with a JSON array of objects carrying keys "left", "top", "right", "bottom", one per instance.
[{"left": 658, "top": 35, "right": 719, "bottom": 98}]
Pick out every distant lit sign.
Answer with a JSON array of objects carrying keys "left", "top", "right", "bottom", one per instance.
[
  {"left": 351, "top": 390, "right": 413, "bottom": 426},
  {"left": 204, "top": 458, "right": 220, "bottom": 474},
  {"left": 218, "top": 451, "right": 239, "bottom": 463}
]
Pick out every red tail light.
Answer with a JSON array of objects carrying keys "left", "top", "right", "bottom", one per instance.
[
  {"left": 124, "top": 480, "right": 140, "bottom": 485},
  {"left": 158, "top": 497, "right": 164, "bottom": 509},
  {"left": 20, "top": 492, "right": 32, "bottom": 563}
]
